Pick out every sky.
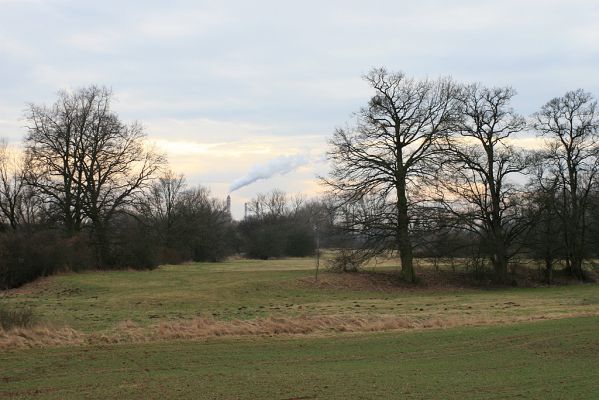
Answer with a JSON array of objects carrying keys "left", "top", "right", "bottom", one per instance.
[{"left": 1, "top": 0, "right": 598, "bottom": 218}]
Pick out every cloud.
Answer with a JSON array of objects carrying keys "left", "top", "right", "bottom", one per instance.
[
  {"left": 0, "top": 34, "right": 34, "bottom": 59},
  {"left": 1, "top": 0, "right": 598, "bottom": 214},
  {"left": 135, "top": 7, "right": 235, "bottom": 39},
  {"left": 66, "top": 32, "right": 123, "bottom": 54},
  {"left": 142, "top": 117, "right": 276, "bottom": 142}
]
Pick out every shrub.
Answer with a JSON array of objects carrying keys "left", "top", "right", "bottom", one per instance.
[
  {"left": 109, "top": 215, "right": 159, "bottom": 270},
  {"left": 0, "top": 304, "right": 36, "bottom": 330},
  {"left": 239, "top": 217, "right": 315, "bottom": 259},
  {"left": 0, "top": 230, "right": 69, "bottom": 289},
  {"left": 327, "top": 248, "right": 370, "bottom": 272}
]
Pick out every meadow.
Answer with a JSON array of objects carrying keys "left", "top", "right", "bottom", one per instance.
[{"left": 1, "top": 257, "right": 599, "bottom": 398}]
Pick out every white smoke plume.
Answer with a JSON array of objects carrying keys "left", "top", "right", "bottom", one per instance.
[{"left": 229, "top": 154, "right": 310, "bottom": 192}]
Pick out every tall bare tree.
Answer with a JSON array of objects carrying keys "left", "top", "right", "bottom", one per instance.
[
  {"left": 435, "top": 85, "right": 529, "bottom": 280},
  {"left": 0, "top": 140, "right": 42, "bottom": 230},
  {"left": 533, "top": 89, "right": 599, "bottom": 280},
  {"left": 24, "top": 86, "right": 165, "bottom": 265},
  {"left": 0, "top": 140, "right": 26, "bottom": 230},
  {"left": 137, "top": 170, "right": 186, "bottom": 248},
  {"left": 25, "top": 90, "right": 88, "bottom": 233},
  {"left": 324, "top": 68, "right": 459, "bottom": 282}
]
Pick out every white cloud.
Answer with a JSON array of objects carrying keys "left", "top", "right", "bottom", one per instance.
[
  {"left": 143, "top": 117, "right": 276, "bottom": 142},
  {"left": 66, "top": 31, "right": 123, "bottom": 54},
  {"left": 1, "top": 0, "right": 599, "bottom": 209},
  {"left": 135, "top": 7, "right": 235, "bottom": 39},
  {"left": 0, "top": 35, "right": 34, "bottom": 59}
]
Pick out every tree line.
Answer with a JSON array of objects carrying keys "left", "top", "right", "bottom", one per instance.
[
  {"left": 324, "top": 68, "right": 599, "bottom": 283},
  {"left": 0, "top": 87, "right": 230, "bottom": 288},
  {"left": 1, "top": 70, "right": 598, "bottom": 288},
  {"left": 0, "top": 86, "right": 327, "bottom": 288}
]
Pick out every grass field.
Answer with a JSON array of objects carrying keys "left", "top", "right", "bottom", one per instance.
[
  {"left": 1, "top": 258, "right": 599, "bottom": 398},
  {"left": 2, "top": 317, "right": 599, "bottom": 399}
]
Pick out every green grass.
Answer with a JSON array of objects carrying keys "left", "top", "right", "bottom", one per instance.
[
  {"left": 2, "top": 317, "right": 598, "bottom": 399},
  {"left": 2, "top": 257, "right": 599, "bottom": 399},
  {"left": 3, "top": 258, "right": 599, "bottom": 332}
]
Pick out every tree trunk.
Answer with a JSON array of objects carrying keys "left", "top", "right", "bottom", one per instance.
[
  {"left": 399, "top": 237, "right": 415, "bottom": 282},
  {"left": 569, "top": 254, "right": 585, "bottom": 281},
  {"left": 92, "top": 221, "right": 111, "bottom": 268},
  {"left": 396, "top": 179, "right": 415, "bottom": 283},
  {"left": 491, "top": 235, "right": 509, "bottom": 282},
  {"left": 565, "top": 212, "right": 586, "bottom": 280},
  {"left": 544, "top": 256, "right": 553, "bottom": 284}
]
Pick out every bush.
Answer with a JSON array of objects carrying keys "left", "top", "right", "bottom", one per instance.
[
  {"left": 327, "top": 248, "right": 370, "bottom": 272},
  {"left": 0, "top": 229, "right": 101, "bottom": 289},
  {"left": 239, "top": 217, "right": 315, "bottom": 259},
  {"left": 0, "top": 230, "right": 69, "bottom": 289},
  {"left": 0, "top": 304, "right": 36, "bottom": 330},
  {"left": 109, "top": 215, "right": 159, "bottom": 270},
  {"left": 63, "top": 234, "right": 95, "bottom": 272},
  {"left": 285, "top": 226, "right": 315, "bottom": 257}
]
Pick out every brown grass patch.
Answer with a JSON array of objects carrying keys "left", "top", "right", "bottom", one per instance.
[
  {"left": 3, "top": 311, "right": 599, "bottom": 350},
  {"left": 299, "top": 269, "right": 598, "bottom": 292},
  {"left": 0, "top": 275, "right": 56, "bottom": 296},
  {"left": 297, "top": 270, "right": 480, "bottom": 292},
  {"left": 0, "top": 325, "right": 84, "bottom": 348}
]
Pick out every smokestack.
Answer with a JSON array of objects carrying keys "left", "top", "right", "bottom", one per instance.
[
  {"left": 244, "top": 202, "right": 248, "bottom": 219},
  {"left": 226, "top": 195, "right": 231, "bottom": 215}
]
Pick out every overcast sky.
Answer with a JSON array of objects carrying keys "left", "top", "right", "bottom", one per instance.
[{"left": 1, "top": 0, "right": 598, "bottom": 217}]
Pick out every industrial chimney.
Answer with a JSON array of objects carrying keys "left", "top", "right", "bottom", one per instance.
[{"left": 226, "top": 195, "right": 231, "bottom": 216}]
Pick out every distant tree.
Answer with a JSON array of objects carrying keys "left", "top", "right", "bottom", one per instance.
[
  {"left": 246, "top": 189, "right": 288, "bottom": 219},
  {"left": 435, "top": 85, "right": 530, "bottom": 281},
  {"left": 177, "top": 186, "right": 233, "bottom": 262},
  {"left": 586, "top": 189, "right": 599, "bottom": 261},
  {"left": 137, "top": 170, "right": 186, "bottom": 250},
  {"left": 0, "top": 140, "right": 42, "bottom": 230},
  {"left": 240, "top": 190, "right": 316, "bottom": 259},
  {"left": 533, "top": 89, "right": 599, "bottom": 280},
  {"left": 523, "top": 174, "right": 564, "bottom": 283},
  {"left": 323, "top": 68, "right": 459, "bottom": 282},
  {"left": 137, "top": 176, "right": 234, "bottom": 263},
  {"left": 24, "top": 86, "right": 165, "bottom": 266},
  {"left": 0, "top": 140, "right": 26, "bottom": 230}
]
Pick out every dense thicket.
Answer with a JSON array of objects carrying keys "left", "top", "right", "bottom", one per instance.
[
  {"left": 136, "top": 173, "right": 234, "bottom": 263},
  {"left": 237, "top": 190, "right": 328, "bottom": 259}
]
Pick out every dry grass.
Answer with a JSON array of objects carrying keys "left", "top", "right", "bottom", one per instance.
[
  {"left": 300, "top": 267, "right": 599, "bottom": 292},
  {"left": 3, "top": 310, "right": 598, "bottom": 350},
  {"left": 297, "top": 269, "right": 493, "bottom": 292},
  {"left": 0, "top": 325, "right": 84, "bottom": 348},
  {"left": 1, "top": 256, "right": 597, "bottom": 350}
]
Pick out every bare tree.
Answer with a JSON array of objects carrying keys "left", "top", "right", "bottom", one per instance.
[
  {"left": 137, "top": 170, "right": 186, "bottom": 248},
  {"left": 246, "top": 189, "right": 289, "bottom": 219},
  {"left": 0, "top": 140, "right": 38, "bottom": 229},
  {"left": 24, "top": 86, "right": 165, "bottom": 265},
  {"left": 533, "top": 89, "right": 599, "bottom": 280},
  {"left": 323, "top": 68, "right": 459, "bottom": 282},
  {"left": 24, "top": 90, "right": 89, "bottom": 233},
  {"left": 177, "top": 186, "right": 232, "bottom": 261},
  {"left": 240, "top": 190, "right": 320, "bottom": 259},
  {"left": 435, "top": 85, "right": 529, "bottom": 280},
  {"left": 524, "top": 172, "right": 564, "bottom": 283}
]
